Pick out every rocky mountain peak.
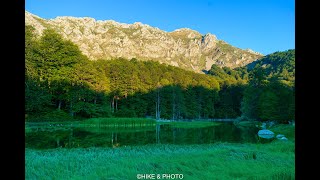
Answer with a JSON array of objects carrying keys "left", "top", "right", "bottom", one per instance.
[
  {"left": 201, "top": 33, "right": 218, "bottom": 51},
  {"left": 25, "top": 11, "right": 262, "bottom": 73}
]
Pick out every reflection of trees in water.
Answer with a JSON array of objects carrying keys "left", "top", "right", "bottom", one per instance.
[
  {"left": 111, "top": 132, "right": 120, "bottom": 148},
  {"left": 156, "top": 124, "right": 160, "bottom": 144},
  {"left": 173, "top": 127, "right": 176, "bottom": 144},
  {"left": 236, "top": 126, "right": 259, "bottom": 143},
  {"left": 26, "top": 123, "right": 259, "bottom": 149}
]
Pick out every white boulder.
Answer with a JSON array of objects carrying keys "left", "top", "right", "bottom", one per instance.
[{"left": 258, "top": 129, "right": 275, "bottom": 139}]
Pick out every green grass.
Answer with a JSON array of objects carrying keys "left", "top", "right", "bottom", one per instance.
[
  {"left": 269, "top": 124, "right": 295, "bottom": 140},
  {"left": 26, "top": 141, "right": 294, "bottom": 180},
  {"left": 217, "top": 41, "right": 236, "bottom": 53},
  {"left": 79, "top": 118, "right": 221, "bottom": 129},
  {"left": 83, "top": 117, "right": 155, "bottom": 123},
  {"left": 80, "top": 118, "right": 156, "bottom": 127},
  {"left": 25, "top": 118, "right": 156, "bottom": 134},
  {"left": 25, "top": 119, "right": 222, "bottom": 132},
  {"left": 78, "top": 126, "right": 156, "bottom": 133},
  {"left": 26, "top": 118, "right": 155, "bottom": 126}
]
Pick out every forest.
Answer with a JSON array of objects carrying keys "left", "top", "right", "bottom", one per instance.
[{"left": 25, "top": 25, "right": 295, "bottom": 123}]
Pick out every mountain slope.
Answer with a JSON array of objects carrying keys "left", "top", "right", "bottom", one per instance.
[
  {"left": 247, "top": 49, "right": 294, "bottom": 72},
  {"left": 25, "top": 11, "right": 262, "bottom": 73},
  {"left": 246, "top": 49, "right": 295, "bottom": 84}
]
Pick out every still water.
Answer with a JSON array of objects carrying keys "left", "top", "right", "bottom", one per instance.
[{"left": 25, "top": 122, "right": 259, "bottom": 149}]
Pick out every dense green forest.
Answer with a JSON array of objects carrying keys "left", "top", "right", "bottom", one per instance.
[{"left": 25, "top": 25, "right": 295, "bottom": 123}]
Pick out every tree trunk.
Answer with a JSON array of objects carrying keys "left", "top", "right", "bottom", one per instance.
[
  {"left": 112, "top": 97, "right": 115, "bottom": 113},
  {"left": 155, "top": 101, "right": 158, "bottom": 120},
  {"left": 172, "top": 89, "right": 176, "bottom": 121},
  {"left": 70, "top": 99, "right": 73, "bottom": 117},
  {"left": 115, "top": 98, "right": 118, "bottom": 112},
  {"left": 156, "top": 89, "right": 160, "bottom": 120},
  {"left": 110, "top": 101, "right": 112, "bottom": 113},
  {"left": 58, "top": 100, "right": 62, "bottom": 110}
]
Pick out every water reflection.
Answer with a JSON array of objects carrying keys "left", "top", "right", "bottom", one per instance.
[{"left": 25, "top": 123, "right": 259, "bottom": 149}]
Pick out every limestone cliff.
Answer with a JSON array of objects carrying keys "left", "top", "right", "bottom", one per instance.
[{"left": 25, "top": 11, "right": 263, "bottom": 73}]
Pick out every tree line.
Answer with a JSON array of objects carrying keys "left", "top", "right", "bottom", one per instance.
[{"left": 25, "top": 25, "right": 294, "bottom": 123}]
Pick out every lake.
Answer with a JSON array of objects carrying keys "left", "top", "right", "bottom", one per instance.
[{"left": 25, "top": 122, "right": 259, "bottom": 149}]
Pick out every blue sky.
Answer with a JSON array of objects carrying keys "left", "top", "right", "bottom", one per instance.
[{"left": 25, "top": 0, "right": 295, "bottom": 55}]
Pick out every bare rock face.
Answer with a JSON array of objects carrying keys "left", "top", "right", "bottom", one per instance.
[
  {"left": 201, "top": 33, "right": 218, "bottom": 52},
  {"left": 25, "top": 11, "right": 263, "bottom": 73}
]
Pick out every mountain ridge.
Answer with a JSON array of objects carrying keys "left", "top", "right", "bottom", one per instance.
[{"left": 25, "top": 11, "right": 263, "bottom": 73}]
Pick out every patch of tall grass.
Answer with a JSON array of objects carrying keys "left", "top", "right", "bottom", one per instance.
[
  {"left": 81, "top": 117, "right": 155, "bottom": 124},
  {"left": 269, "top": 124, "right": 295, "bottom": 140},
  {"left": 26, "top": 142, "right": 294, "bottom": 180}
]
